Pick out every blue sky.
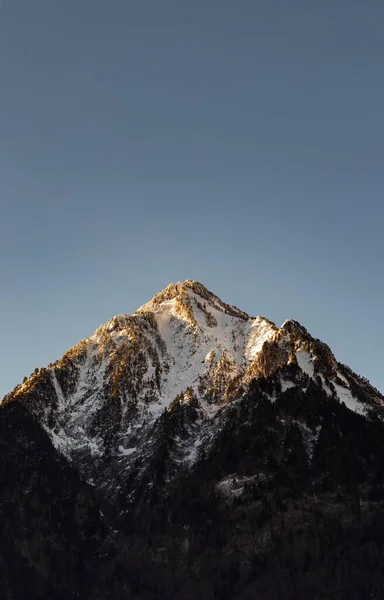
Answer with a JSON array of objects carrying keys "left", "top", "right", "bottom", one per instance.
[{"left": 1, "top": 0, "right": 383, "bottom": 398}]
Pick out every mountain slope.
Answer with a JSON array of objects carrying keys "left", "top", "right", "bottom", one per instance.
[
  {"left": 0, "top": 401, "right": 107, "bottom": 598},
  {"left": 3, "top": 280, "right": 384, "bottom": 599},
  {"left": 4, "top": 281, "right": 382, "bottom": 478}
]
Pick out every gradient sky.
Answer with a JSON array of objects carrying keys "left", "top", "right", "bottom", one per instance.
[{"left": 1, "top": 0, "right": 384, "bottom": 398}]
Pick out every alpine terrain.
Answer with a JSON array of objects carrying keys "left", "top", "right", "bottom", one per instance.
[{"left": 2, "top": 280, "right": 384, "bottom": 599}]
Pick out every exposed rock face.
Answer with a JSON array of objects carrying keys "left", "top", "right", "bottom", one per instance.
[{"left": 2, "top": 280, "right": 384, "bottom": 599}]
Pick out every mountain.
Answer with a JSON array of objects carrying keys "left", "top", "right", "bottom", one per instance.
[{"left": 2, "top": 280, "right": 384, "bottom": 599}]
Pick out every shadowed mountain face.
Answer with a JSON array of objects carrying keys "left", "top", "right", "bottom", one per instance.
[
  {"left": 2, "top": 281, "right": 384, "bottom": 599},
  {"left": 0, "top": 401, "right": 107, "bottom": 599}
]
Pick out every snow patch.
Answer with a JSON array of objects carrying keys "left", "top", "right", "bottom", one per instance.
[
  {"left": 296, "top": 350, "right": 314, "bottom": 377},
  {"left": 244, "top": 317, "right": 276, "bottom": 361},
  {"left": 281, "top": 379, "right": 297, "bottom": 392},
  {"left": 336, "top": 371, "right": 350, "bottom": 386},
  {"left": 50, "top": 370, "right": 66, "bottom": 409},
  {"left": 333, "top": 383, "right": 366, "bottom": 416},
  {"left": 319, "top": 374, "right": 332, "bottom": 396},
  {"left": 118, "top": 445, "right": 137, "bottom": 457}
]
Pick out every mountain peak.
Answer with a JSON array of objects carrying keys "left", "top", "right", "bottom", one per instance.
[
  {"left": 135, "top": 280, "right": 251, "bottom": 321},
  {"left": 5, "top": 278, "right": 384, "bottom": 485},
  {"left": 3, "top": 280, "right": 384, "bottom": 599}
]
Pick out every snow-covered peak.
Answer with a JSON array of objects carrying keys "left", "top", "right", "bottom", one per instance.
[
  {"left": 131, "top": 281, "right": 278, "bottom": 411},
  {"left": 5, "top": 279, "right": 384, "bottom": 480},
  {"left": 135, "top": 280, "right": 251, "bottom": 321}
]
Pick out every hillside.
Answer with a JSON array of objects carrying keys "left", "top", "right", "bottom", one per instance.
[{"left": 2, "top": 280, "right": 384, "bottom": 599}]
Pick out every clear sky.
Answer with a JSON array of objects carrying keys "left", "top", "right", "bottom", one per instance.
[{"left": 1, "top": 0, "right": 383, "bottom": 398}]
